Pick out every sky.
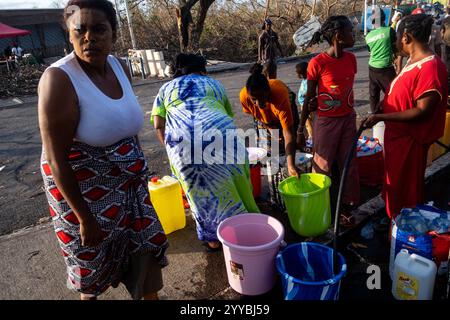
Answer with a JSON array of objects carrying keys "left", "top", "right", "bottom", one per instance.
[{"left": 0, "top": 0, "right": 67, "bottom": 9}]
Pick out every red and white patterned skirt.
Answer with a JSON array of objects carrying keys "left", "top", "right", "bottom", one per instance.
[{"left": 41, "top": 136, "right": 168, "bottom": 296}]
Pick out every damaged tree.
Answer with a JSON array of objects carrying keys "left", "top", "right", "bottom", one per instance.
[{"left": 176, "top": 0, "right": 215, "bottom": 53}]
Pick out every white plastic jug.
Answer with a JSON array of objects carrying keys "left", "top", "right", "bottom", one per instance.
[
  {"left": 392, "top": 249, "right": 437, "bottom": 300},
  {"left": 373, "top": 121, "right": 385, "bottom": 145}
]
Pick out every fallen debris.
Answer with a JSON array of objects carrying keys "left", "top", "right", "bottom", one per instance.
[{"left": 0, "top": 64, "right": 46, "bottom": 98}]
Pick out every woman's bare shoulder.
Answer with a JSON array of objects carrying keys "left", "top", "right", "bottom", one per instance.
[
  {"left": 38, "top": 67, "right": 77, "bottom": 111},
  {"left": 39, "top": 67, "right": 74, "bottom": 95}
]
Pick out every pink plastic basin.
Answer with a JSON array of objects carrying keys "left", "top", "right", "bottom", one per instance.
[{"left": 217, "top": 213, "right": 285, "bottom": 296}]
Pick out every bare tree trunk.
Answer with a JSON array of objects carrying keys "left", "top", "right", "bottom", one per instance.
[
  {"left": 189, "top": 0, "right": 215, "bottom": 52},
  {"left": 325, "top": 0, "right": 339, "bottom": 18},
  {"left": 265, "top": 0, "right": 271, "bottom": 18},
  {"left": 176, "top": 0, "right": 215, "bottom": 53},
  {"left": 176, "top": 0, "right": 197, "bottom": 52},
  {"left": 311, "top": 0, "right": 317, "bottom": 17}
]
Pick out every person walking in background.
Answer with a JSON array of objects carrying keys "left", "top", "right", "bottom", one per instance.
[
  {"left": 258, "top": 18, "right": 283, "bottom": 64},
  {"left": 363, "top": 14, "right": 448, "bottom": 219},
  {"left": 299, "top": 15, "right": 360, "bottom": 227},
  {"left": 38, "top": 0, "right": 168, "bottom": 300},
  {"left": 365, "top": 6, "right": 398, "bottom": 114},
  {"left": 152, "top": 53, "right": 260, "bottom": 252}
]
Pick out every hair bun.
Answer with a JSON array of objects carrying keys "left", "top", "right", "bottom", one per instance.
[{"left": 249, "top": 63, "right": 263, "bottom": 75}]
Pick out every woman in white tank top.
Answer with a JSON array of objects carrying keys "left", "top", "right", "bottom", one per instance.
[{"left": 38, "top": 0, "right": 168, "bottom": 300}]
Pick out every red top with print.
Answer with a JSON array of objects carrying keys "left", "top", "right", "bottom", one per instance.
[{"left": 307, "top": 51, "right": 357, "bottom": 117}]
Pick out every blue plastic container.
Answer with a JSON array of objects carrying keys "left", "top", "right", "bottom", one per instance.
[{"left": 275, "top": 242, "right": 347, "bottom": 300}]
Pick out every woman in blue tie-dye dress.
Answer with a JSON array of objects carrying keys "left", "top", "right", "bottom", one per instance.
[{"left": 151, "top": 54, "right": 260, "bottom": 250}]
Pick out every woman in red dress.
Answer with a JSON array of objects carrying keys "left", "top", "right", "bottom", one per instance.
[{"left": 364, "top": 14, "right": 448, "bottom": 219}]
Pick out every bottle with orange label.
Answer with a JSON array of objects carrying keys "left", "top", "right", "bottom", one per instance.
[{"left": 148, "top": 176, "right": 186, "bottom": 235}]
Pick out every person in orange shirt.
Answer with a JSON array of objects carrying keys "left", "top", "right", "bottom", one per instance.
[
  {"left": 240, "top": 63, "right": 300, "bottom": 207},
  {"left": 262, "top": 60, "right": 300, "bottom": 139}
]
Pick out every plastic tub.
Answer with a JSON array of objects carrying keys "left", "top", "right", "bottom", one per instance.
[
  {"left": 276, "top": 242, "right": 347, "bottom": 300},
  {"left": 278, "top": 174, "right": 331, "bottom": 237},
  {"left": 217, "top": 213, "right": 285, "bottom": 296}
]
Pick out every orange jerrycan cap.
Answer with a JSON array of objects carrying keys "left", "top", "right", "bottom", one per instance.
[{"left": 151, "top": 177, "right": 160, "bottom": 183}]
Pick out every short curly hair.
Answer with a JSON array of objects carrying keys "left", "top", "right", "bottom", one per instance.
[
  {"left": 397, "top": 13, "right": 434, "bottom": 44},
  {"left": 64, "top": 0, "right": 117, "bottom": 33}
]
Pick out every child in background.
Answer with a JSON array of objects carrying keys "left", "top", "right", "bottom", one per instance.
[{"left": 295, "top": 61, "right": 313, "bottom": 141}]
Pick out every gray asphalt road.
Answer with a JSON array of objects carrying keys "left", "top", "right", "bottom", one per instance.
[{"left": 0, "top": 50, "right": 372, "bottom": 236}]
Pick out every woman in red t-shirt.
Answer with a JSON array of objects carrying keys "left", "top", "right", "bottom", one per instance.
[
  {"left": 299, "top": 16, "right": 360, "bottom": 226},
  {"left": 364, "top": 14, "right": 448, "bottom": 219}
]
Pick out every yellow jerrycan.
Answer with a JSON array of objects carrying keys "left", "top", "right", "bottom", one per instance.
[{"left": 148, "top": 176, "right": 186, "bottom": 235}]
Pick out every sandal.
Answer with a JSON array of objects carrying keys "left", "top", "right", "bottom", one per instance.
[{"left": 202, "top": 241, "right": 222, "bottom": 253}]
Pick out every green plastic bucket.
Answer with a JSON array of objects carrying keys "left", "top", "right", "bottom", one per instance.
[{"left": 278, "top": 174, "right": 331, "bottom": 237}]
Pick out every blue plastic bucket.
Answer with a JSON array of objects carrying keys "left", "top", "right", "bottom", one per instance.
[{"left": 275, "top": 242, "right": 347, "bottom": 300}]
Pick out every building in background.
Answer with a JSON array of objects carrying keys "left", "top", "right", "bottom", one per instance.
[{"left": 0, "top": 9, "right": 69, "bottom": 59}]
